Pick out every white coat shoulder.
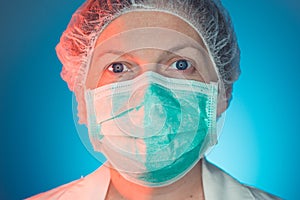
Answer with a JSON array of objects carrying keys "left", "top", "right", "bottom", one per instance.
[
  {"left": 25, "top": 165, "right": 110, "bottom": 200},
  {"left": 26, "top": 159, "right": 281, "bottom": 200},
  {"left": 202, "top": 158, "right": 281, "bottom": 200}
]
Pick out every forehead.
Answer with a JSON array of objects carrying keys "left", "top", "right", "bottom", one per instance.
[{"left": 95, "top": 11, "right": 205, "bottom": 49}]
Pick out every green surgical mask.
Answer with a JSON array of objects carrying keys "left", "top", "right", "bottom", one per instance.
[{"left": 85, "top": 71, "right": 218, "bottom": 187}]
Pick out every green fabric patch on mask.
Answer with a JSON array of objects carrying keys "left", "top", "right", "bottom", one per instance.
[{"left": 138, "top": 83, "right": 209, "bottom": 185}]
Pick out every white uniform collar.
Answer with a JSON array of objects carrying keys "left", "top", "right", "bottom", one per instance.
[
  {"left": 95, "top": 157, "right": 255, "bottom": 200},
  {"left": 202, "top": 157, "right": 255, "bottom": 199},
  {"left": 28, "top": 158, "right": 264, "bottom": 199}
]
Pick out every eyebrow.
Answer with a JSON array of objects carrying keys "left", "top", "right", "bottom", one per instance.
[
  {"left": 94, "top": 44, "right": 202, "bottom": 59},
  {"left": 95, "top": 50, "right": 134, "bottom": 59}
]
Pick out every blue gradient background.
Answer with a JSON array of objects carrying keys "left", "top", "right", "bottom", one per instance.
[{"left": 0, "top": 0, "right": 299, "bottom": 199}]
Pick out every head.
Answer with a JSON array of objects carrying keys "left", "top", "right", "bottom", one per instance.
[{"left": 56, "top": 0, "right": 240, "bottom": 125}]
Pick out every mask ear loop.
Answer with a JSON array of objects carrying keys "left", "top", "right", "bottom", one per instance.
[{"left": 203, "top": 80, "right": 226, "bottom": 157}]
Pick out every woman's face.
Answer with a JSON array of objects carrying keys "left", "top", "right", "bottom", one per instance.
[
  {"left": 85, "top": 11, "right": 219, "bottom": 89},
  {"left": 83, "top": 12, "right": 225, "bottom": 185}
]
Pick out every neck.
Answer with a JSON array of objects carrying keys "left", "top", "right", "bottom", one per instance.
[{"left": 106, "top": 160, "right": 204, "bottom": 200}]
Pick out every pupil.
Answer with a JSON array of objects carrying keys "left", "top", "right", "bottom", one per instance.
[
  {"left": 176, "top": 60, "right": 188, "bottom": 70},
  {"left": 112, "top": 63, "right": 124, "bottom": 73}
]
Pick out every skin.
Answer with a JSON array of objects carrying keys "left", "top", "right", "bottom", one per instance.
[{"left": 85, "top": 11, "right": 227, "bottom": 200}]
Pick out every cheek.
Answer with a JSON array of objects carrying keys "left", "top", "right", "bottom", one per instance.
[
  {"left": 188, "top": 69, "right": 206, "bottom": 83},
  {"left": 177, "top": 68, "right": 206, "bottom": 83},
  {"left": 86, "top": 61, "right": 105, "bottom": 89},
  {"left": 97, "top": 71, "right": 118, "bottom": 87},
  {"left": 97, "top": 69, "right": 140, "bottom": 87}
]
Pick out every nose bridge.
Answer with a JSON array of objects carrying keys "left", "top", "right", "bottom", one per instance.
[
  {"left": 140, "top": 62, "right": 159, "bottom": 73},
  {"left": 133, "top": 48, "right": 165, "bottom": 73}
]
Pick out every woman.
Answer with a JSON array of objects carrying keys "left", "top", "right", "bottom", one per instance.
[{"left": 27, "top": 0, "right": 280, "bottom": 199}]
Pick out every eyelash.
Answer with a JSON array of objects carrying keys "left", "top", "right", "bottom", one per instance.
[
  {"left": 169, "top": 59, "right": 192, "bottom": 71},
  {"left": 107, "top": 62, "right": 131, "bottom": 73},
  {"left": 106, "top": 59, "right": 193, "bottom": 74}
]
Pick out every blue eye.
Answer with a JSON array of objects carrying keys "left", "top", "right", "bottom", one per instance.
[
  {"left": 108, "top": 63, "right": 129, "bottom": 73},
  {"left": 171, "top": 59, "right": 191, "bottom": 70}
]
